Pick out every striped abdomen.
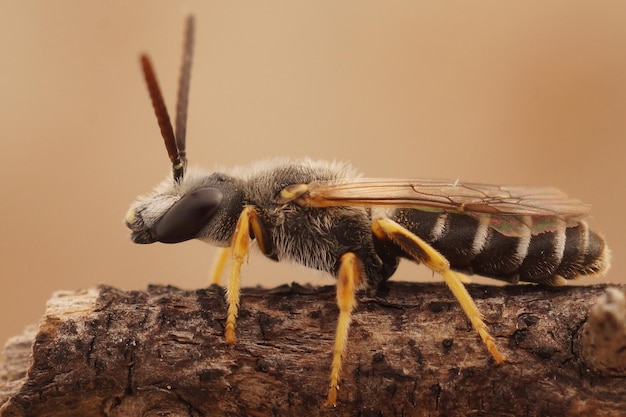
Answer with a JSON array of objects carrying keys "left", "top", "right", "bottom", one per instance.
[{"left": 391, "top": 208, "right": 609, "bottom": 284}]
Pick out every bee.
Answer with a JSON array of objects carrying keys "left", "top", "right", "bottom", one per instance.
[{"left": 125, "top": 16, "right": 610, "bottom": 407}]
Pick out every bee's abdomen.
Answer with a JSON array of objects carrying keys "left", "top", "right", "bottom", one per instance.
[{"left": 392, "top": 209, "right": 609, "bottom": 284}]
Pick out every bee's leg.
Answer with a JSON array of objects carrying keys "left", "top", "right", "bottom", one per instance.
[
  {"left": 325, "top": 252, "right": 362, "bottom": 407},
  {"left": 456, "top": 271, "right": 472, "bottom": 284},
  {"left": 225, "top": 206, "right": 256, "bottom": 344},
  {"left": 210, "top": 247, "right": 231, "bottom": 285},
  {"left": 372, "top": 218, "right": 505, "bottom": 364},
  {"left": 224, "top": 206, "right": 273, "bottom": 344}
]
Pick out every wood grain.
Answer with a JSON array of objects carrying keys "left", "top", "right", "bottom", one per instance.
[{"left": 1, "top": 282, "right": 625, "bottom": 417}]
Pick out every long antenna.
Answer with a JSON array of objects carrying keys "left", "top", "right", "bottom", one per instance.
[
  {"left": 140, "top": 55, "right": 179, "bottom": 171},
  {"left": 140, "top": 16, "right": 195, "bottom": 183},
  {"left": 175, "top": 15, "right": 195, "bottom": 175}
]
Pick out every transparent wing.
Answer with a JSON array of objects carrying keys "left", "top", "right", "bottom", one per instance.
[{"left": 282, "top": 178, "right": 590, "bottom": 237}]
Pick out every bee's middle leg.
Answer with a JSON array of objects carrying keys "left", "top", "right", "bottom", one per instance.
[
  {"left": 372, "top": 217, "right": 505, "bottom": 364},
  {"left": 325, "top": 252, "right": 362, "bottom": 407}
]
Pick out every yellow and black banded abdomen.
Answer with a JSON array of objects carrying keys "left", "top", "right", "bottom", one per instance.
[{"left": 391, "top": 208, "right": 609, "bottom": 284}]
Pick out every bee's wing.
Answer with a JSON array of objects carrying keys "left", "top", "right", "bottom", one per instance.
[{"left": 296, "top": 179, "right": 591, "bottom": 237}]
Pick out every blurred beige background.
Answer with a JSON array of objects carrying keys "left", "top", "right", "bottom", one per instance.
[{"left": 1, "top": 2, "right": 624, "bottom": 348}]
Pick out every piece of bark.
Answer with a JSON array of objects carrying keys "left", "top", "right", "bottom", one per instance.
[
  {"left": 1, "top": 282, "right": 625, "bottom": 417},
  {"left": 581, "top": 287, "right": 626, "bottom": 375}
]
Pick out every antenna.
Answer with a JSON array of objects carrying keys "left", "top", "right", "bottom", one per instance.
[
  {"left": 140, "top": 16, "right": 195, "bottom": 183},
  {"left": 175, "top": 15, "right": 195, "bottom": 174}
]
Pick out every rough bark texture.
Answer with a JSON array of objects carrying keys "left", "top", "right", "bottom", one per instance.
[{"left": 1, "top": 282, "right": 625, "bottom": 417}]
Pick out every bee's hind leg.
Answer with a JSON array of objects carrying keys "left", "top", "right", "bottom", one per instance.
[
  {"left": 372, "top": 218, "right": 505, "bottom": 364},
  {"left": 325, "top": 252, "right": 362, "bottom": 407}
]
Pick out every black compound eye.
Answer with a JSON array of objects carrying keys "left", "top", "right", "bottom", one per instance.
[{"left": 154, "top": 188, "right": 223, "bottom": 243}]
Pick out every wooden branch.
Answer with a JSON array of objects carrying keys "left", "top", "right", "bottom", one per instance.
[{"left": 1, "top": 282, "right": 625, "bottom": 417}]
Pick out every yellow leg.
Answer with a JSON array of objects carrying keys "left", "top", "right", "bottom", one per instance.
[
  {"left": 456, "top": 271, "right": 472, "bottom": 284},
  {"left": 210, "top": 247, "right": 231, "bottom": 286},
  {"left": 441, "top": 269, "right": 504, "bottom": 363},
  {"left": 225, "top": 207, "right": 254, "bottom": 344},
  {"left": 373, "top": 218, "right": 505, "bottom": 364},
  {"left": 325, "top": 252, "right": 362, "bottom": 407}
]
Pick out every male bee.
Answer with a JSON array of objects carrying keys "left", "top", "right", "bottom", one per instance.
[{"left": 125, "top": 16, "right": 610, "bottom": 406}]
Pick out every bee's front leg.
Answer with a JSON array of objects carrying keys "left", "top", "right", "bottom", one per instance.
[
  {"left": 210, "top": 247, "right": 231, "bottom": 286},
  {"left": 372, "top": 217, "right": 505, "bottom": 364},
  {"left": 224, "top": 206, "right": 274, "bottom": 344},
  {"left": 224, "top": 208, "right": 252, "bottom": 343}
]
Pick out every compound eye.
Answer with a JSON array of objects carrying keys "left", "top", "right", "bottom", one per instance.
[{"left": 154, "top": 188, "right": 223, "bottom": 243}]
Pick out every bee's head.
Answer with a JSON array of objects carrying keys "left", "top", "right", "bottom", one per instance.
[
  {"left": 124, "top": 16, "right": 240, "bottom": 245},
  {"left": 125, "top": 169, "right": 242, "bottom": 245}
]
